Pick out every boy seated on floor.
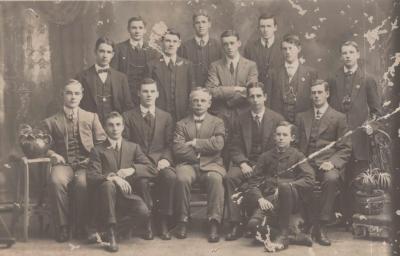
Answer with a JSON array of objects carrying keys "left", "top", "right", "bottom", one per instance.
[{"left": 242, "top": 121, "right": 315, "bottom": 251}]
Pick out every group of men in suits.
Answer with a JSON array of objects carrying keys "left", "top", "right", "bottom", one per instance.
[{"left": 40, "top": 9, "right": 381, "bottom": 253}]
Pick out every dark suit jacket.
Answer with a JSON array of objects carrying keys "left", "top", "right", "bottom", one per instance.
[
  {"left": 178, "top": 38, "right": 222, "bottom": 87},
  {"left": 87, "top": 139, "right": 158, "bottom": 187},
  {"left": 244, "top": 38, "right": 283, "bottom": 90},
  {"left": 122, "top": 107, "right": 174, "bottom": 165},
  {"left": 42, "top": 108, "right": 106, "bottom": 161},
  {"left": 146, "top": 56, "right": 195, "bottom": 121},
  {"left": 173, "top": 113, "right": 226, "bottom": 176},
  {"left": 205, "top": 56, "right": 258, "bottom": 115},
  {"left": 328, "top": 67, "right": 381, "bottom": 160},
  {"left": 75, "top": 65, "right": 134, "bottom": 114},
  {"left": 270, "top": 64, "right": 317, "bottom": 119},
  {"left": 230, "top": 108, "right": 285, "bottom": 165},
  {"left": 295, "top": 106, "right": 352, "bottom": 176}
]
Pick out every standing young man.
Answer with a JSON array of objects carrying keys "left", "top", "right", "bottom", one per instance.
[
  {"left": 179, "top": 9, "right": 221, "bottom": 87},
  {"left": 122, "top": 78, "right": 176, "bottom": 240},
  {"left": 76, "top": 37, "right": 134, "bottom": 124},
  {"left": 147, "top": 29, "right": 195, "bottom": 122},
  {"left": 111, "top": 16, "right": 160, "bottom": 104}
]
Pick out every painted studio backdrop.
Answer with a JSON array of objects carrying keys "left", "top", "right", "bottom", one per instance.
[{"left": 0, "top": 0, "right": 397, "bottom": 203}]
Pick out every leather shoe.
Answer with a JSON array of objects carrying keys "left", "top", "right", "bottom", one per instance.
[
  {"left": 225, "top": 223, "right": 241, "bottom": 241},
  {"left": 312, "top": 225, "right": 331, "bottom": 246},
  {"left": 56, "top": 226, "right": 69, "bottom": 243},
  {"left": 160, "top": 218, "right": 171, "bottom": 240},
  {"left": 245, "top": 217, "right": 261, "bottom": 238},
  {"left": 175, "top": 222, "right": 187, "bottom": 239},
  {"left": 143, "top": 219, "right": 154, "bottom": 240},
  {"left": 208, "top": 220, "right": 220, "bottom": 243},
  {"left": 106, "top": 227, "right": 118, "bottom": 253},
  {"left": 289, "top": 232, "right": 313, "bottom": 247},
  {"left": 274, "top": 233, "right": 289, "bottom": 251}
]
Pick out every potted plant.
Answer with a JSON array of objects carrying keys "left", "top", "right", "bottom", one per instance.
[
  {"left": 353, "top": 168, "right": 391, "bottom": 215},
  {"left": 18, "top": 124, "right": 53, "bottom": 159}
]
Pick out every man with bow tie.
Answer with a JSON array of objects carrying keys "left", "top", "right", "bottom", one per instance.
[
  {"left": 244, "top": 14, "right": 284, "bottom": 99},
  {"left": 270, "top": 34, "right": 317, "bottom": 123},
  {"left": 146, "top": 29, "right": 196, "bottom": 122},
  {"left": 122, "top": 78, "right": 176, "bottom": 240},
  {"left": 87, "top": 111, "right": 157, "bottom": 252},
  {"left": 295, "top": 79, "right": 351, "bottom": 246},
  {"left": 111, "top": 16, "right": 160, "bottom": 105},
  {"left": 41, "top": 80, "right": 106, "bottom": 243},
  {"left": 173, "top": 87, "right": 226, "bottom": 242},
  {"left": 178, "top": 9, "right": 221, "bottom": 87},
  {"left": 76, "top": 37, "right": 134, "bottom": 124},
  {"left": 224, "top": 82, "right": 284, "bottom": 241}
]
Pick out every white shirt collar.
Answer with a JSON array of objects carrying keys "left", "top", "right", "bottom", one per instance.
[
  {"left": 260, "top": 36, "right": 275, "bottom": 48},
  {"left": 95, "top": 64, "right": 110, "bottom": 72},
  {"left": 63, "top": 106, "right": 78, "bottom": 118},
  {"left": 164, "top": 55, "right": 177, "bottom": 66},
  {"left": 140, "top": 104, "right": 156, "bottom": 117},
  {"left": 226, "top": 54, "right": 240, "bottom": 68},
  {"left": 344, "top": 64, "right": 358, "bottom": 75},
  {"left": 195, "top": 35, "right": 209, "bottom": 46},
  {"left": 129, "top": 38, "right": 144, "bottom": 49},
  {"left": 314, "top": 103, "right": 329, "bottom": 117},
  {"left": 193, "top": 113, "right": 206, "bottom": 121},
  {"left": 108, "top": 137, "right": 122, "bottom": 150},
  {"left": 251, "top": 108, "right": 265, "bottom": 120}
]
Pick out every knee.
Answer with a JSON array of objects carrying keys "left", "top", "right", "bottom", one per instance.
[
  {"left": 323, "top": 171, "right": 340, "bottom": 185},
  {"left": 205, "top": 172, "right": 223, "bottom": 186},
  {"left": 74, "top": 173, "right": 87, "bottom": 190},
  {"left": 50, "top": 166, "right": 69, "bottom": 188},
  {"left": 278, "top": 182, "right": 291, "bottom": 192},
  {"left": 99, "top": 180, "right": 116, "bottom": 195},
  {"left": 159, "top": 168, "right": 176, "bottom": 182},
  {"left": 176, "top": 169, "right": 192, "bottom": 185},
  {"left": 137, "top": 203, "right": 150, "bottom": 219}
]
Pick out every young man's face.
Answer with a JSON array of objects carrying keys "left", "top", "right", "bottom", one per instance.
[
  {"left": 191, "top": 91, "right": 211, "bottom": 116},
  {"left": 105, "top": 117, "right": 124, "bottom": 140},
  {"left": 63, "top": 83, "right": 83, "bottom": 109},
  {"left": 95, "top": 43, "right": 114, "bottom": 67},
  {"left": 310, "top": 83, "right": 329, "bottom": 108},
  {"left": 193, "top": 15, "right": 211, "bottom": 37},
  {"left": 281, "top": 41, "right": 300, "bottom": 63},
  {"left": 163, "top": 34, "right": 181, "bottom": 56},
  {"left": 259, "top": 18, "right": 277, "bottom": 40},
  {"left": 221, "top": 36, "right": 241, "bottom": 59},
  {"left": 128, "top": 20, "right": 146, "bottom": 41},
  {"left": 274, "top": 125, "right": 294, "bottom": 149},
  {"left": 341, "top": 45, "right": 360, "bottom": 68},
  {"left": 247, "top": 87, "right": 266, "bottom": 112},
  {"left": 139, "top": 82, "right": 159, "bottom": 108}
]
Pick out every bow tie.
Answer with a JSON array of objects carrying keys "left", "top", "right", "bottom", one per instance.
[
  {"left": 98, "top": 68, "right": 109, "bottom": 74},
  {"left": 344, "top": 70, "right": 353, "bottom": 76},
  {"left": 194, "top": 119, "right": 203, "bottom": 123}
]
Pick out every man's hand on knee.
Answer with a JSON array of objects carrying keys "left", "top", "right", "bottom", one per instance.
[
  {"left": 258, "top": 198, "right": 274, "bottom": 211},
  {"left": 112, "top": 176, "right": 132, "bottom": 194}
]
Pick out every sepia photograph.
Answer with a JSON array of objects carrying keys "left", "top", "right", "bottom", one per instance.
[{"left": 0, "top": 0, "right": 399, "bottom": 255}]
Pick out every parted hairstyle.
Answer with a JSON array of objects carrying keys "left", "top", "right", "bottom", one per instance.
[
  {"left": 63, "top": 79, "right": 84, "bottom": 92},
  {"left": 163, "top": 29, "right": 181, "bottom": 40},
  {"left": 105, "top": 111, "right": 124, "bottom": 124},
  {"left": 276, "top": 120, "right": 297, "bottom": 140},
  {"left": 127, "top": 16, "right": 146, "bottom": 28},
  {"left": 246, "top": 81, "right": 267, "bottom": 96},
  {"left": 139, "top": 78, "right": 158, "bottom": 90},
  {"left": 189, "top": 87, "right": 212, "bottom": 101},
  {"left": 311, "top": 79, "right": 330, "bottom": 92},
  {"left": 258, "top": 13, "right": 277, "bottom": 26},
  {"left": 341, "top": 40, "right": 359, "bottom": 52},
  {"left": 95, "top": 36, "right": 115, "bottom": 52},
  {"left": 220, "top": 29, "right": 240, "bottom": 41},
  {"left": 282, "top": 33, "right": 301, "bottom": 47},
  {"left": 193, "top": 9, "right": 210, "bottom": 22}
]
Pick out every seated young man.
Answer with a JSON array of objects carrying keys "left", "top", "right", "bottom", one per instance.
[
  {"left": 243, "top": 121, "right": 314, "bottom": 251},
  {"left": 87, "top": 111, "right": 157, "bottom": 252}
]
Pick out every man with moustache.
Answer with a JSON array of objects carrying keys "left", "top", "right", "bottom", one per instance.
[{"left": 111, "top": 16, "right": 160, "bottom": 104}]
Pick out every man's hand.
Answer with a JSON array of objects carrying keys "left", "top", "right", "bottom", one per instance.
[
  {"left": 185, "top": 139, "right": 196, "bottom": 147},
  {"left": 319, "top": 161, "right": 334, "bottom": 172},
  {"left": 364, "top": 124, "right": 374, "bottom": 136},
  {"left": 157, "top": 159, "right": 171, "bottom": 170},
  {"left": 240, "top": 162, "right": 254, "bottom": 178},
  {"left": 258, "top": 198, "right": 274, "bottom": 211},
  {"left": 112, "top": 176, "right": 132, "bottom": 195},
  {"left": 50, "top": 153, "right": 66, "bottom": 165},
  {"left": 116, "top": 168, "right": 135, "bottom": 178}
]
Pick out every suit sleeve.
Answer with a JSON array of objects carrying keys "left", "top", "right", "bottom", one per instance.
[
  {"left": 229, "top": 119, "right": 248, "bottom": 165},
  {"left": 366, "top": 76, "right": 382, "bottom": 117},
  {"left": 291, "top": 152, "right": 315, "bottom": 190},
  {"left": 132, "top": 144, "right": 159, "bottom": 178},
  {"left": 172, "top": 121, "right": 198, "bottom": 163},
  {"left": 92, "top": 113, "right": 107, "bottom": 144},
  {"left": 160, "top": 114, "right": 174, "bottom": 164},
  {"left": 121, "top": 74, "right": 134, "bottom": 111},
  {"left": 87, "top": 147, "right": 107, "bottom": 186},
  {"left": 122, "top": 112, "right": 131, "bottom": 140},
  {"left": 188, "top": 62, "right": 196, "bottom": 89},
  {"left": 110, "top": 45, "right": 121, "bottom": 71},
  {"left": 205, "top": 62, "right": 237, "bottom": 100},
  {"left": 39, "top": 119, "right": 57, "bottom": 157},
  {"left": 328, "top": 114, "right": 352, "bottom": 170},
  {"left": 270, "top": 70, "right": 283, "bottom": 114},
  {"left": 193, "top": 118, "right": 225, "bottom": 154},
  {"left": 247, "top": 61, "right": 259, "bottom": 84}
]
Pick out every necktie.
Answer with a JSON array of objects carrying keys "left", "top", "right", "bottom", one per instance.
[
  {"left": 144, "top": 111, "right": 154, "bottom": 127},
  {"left": 98, "top": 68, "right": 109, "bottom": 74},
  {"left": 315, "top": 110, "right": 321, "bottom": 120},
  {"left": 230, "top": 62, "right": 235, "bottom": 75},
  {"left": 168, "top": 61, "right": 174, "bottom": 70},
  {"left": 265, "top": 39, "right": 269, "bottom": 48},
  {"left": 115, "top": 141, "right": 119, "bottom": 152},
  {"left": 344, "top": 70, "right": 353, "bottom": 77},
  {"left": 199, "top": 39, "right": 205, "bottom": 47},
  {"left": 255, "top": 115, "right": 261, "bottom": 126}
]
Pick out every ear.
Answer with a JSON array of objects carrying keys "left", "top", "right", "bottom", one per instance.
[
  {"left": 238, "top": 40, "right": 242, "bottom": 48},
  {"left": 290, "top": 134, "right": 296, "bottom": 143}
]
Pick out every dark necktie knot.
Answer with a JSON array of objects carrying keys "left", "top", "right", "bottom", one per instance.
[
  {"left": 315, "top": 110, "right": 322, "bottom": 120},
  {"left": 344, "top": 70, "right": 353, "bottom": 76},
  {"left": 98, "top": 68, "right": 109, "bottom": 74},
  {"left": 194, "top": 119, "right": 203, "bottom": 124},
  {"left": 229, "top": 62, "right": 235, "bottom": 75},
  {"left": 254, "top": 115, "right": 261, "bottom": 126}
]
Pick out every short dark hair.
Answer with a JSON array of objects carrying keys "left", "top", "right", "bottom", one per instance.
[
  {"left": 189, "top": 87, "right": 212, "bottom": 101},
  {"left": 193, "top": 9, "right": 210, "bottom": 23},
  {"left": 163, "top": 29, "right": 181, "bottom": 40},
  {"left": 246, "top": 82, "right": 266, "bottom": 96},
  {"left": 220, "top": 30, "right": 240, "bottom": 41},
  {"left": 276, "top": 121, "right": 297, "bottom": 139},
  {"left": 258, "top": 13, "right": 277, "bottom": 26},
  {"left": 139, "top": 78, "right": 157, "bottom": 90},
  {"left": 127, "top": 16, "right": 146, "bottom": 28},
  {"left": 95, "top": 36, "right": 115, "bottom": 52},
  {"left": 341, "top": 40, "right": 359, "bottom": 52},
  {"left": 282, "top": 33, "right": 301, "bottom": 48},
  {"left": 105, "top": 111, "right": 123, "bottom": 123},
  {"left": 311, "top": 79, "right": 330, "bottom": 92}
]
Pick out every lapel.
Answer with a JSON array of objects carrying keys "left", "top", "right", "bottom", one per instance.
[
  {"left": 240, "top": 111, "right": 252, "bottom": 155},
  {"left": 237, "top": 56, "right": 247, "bottom": 83},
  {"left": 318, "top": 106, "right": 332, "bottom": 136},
  {"left": 185, "top": 115, "right": 197, "bottom": 140},
  {"left": 303, "top": 109, "right": 314, "bottom": 142},
  {"left": 87, "top": 66, "right": 98, "bottom": 106},
  {"left": 222, "top": 58, "right": 234, "bottom": 83},
  {"left": 198, "top": 113, "right": 212, "bottom": 139},
  {"left": 77, "top": 108, "right": 84, "bottom": 146},
  {"left": 152, "top": 108, "right": 163, "bottom": 145},
  {"left": 119, "top": 139, "right": 131, "bottom": 169},
  {"left": 133, "top": 107, "right": 149, "bottom": 149},
  {"left": 104, "top": 140, "right": 119, "bottom": 171},
  {"left": 54, "top": 111, "right": 68, "bottom": 151},
  {"left": 350, "top": 68, "right": 362, "bottom": 102},
  {"left": 261, "top": 110, "right": 275, "bottom": 150},
  {"left": 109, "top": 68, "right": 118, "bottom": 107}
]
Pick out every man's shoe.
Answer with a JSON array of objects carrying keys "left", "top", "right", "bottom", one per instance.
[
  {"left": 160, "top": 217, "right": 171, "bottom": 240},
  {"left": 106, "top": 227, "right": 118, "bottom": 253},
  {"left": 87, "top": 232, "right": 99, "bottom": 244},
  {"left": 56, "top": 226, "right": 69, "bottom": 243},
  {"left": 312, "top": 225, "right": 331, "bottom": 246},
  {"left": 245, "top": 217, "right": 261, "bottom": 238},
  {"left": 208, "top": 220, "right": 220, "bottom": 243},
  {"left": 274, "top": 233, "right": 289, "bottom": 251},
  {"left": 225, "top": 223, "right": 241, "bottom": 241},
  {"left": 175, "top": 222, "right": 187, "bottom": 239},
  {"left": 143, "top": 219, "right": 154, "bottom": 240},
  {"left": 289, "top": 232, "right": 313, "bottom": 247}
]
